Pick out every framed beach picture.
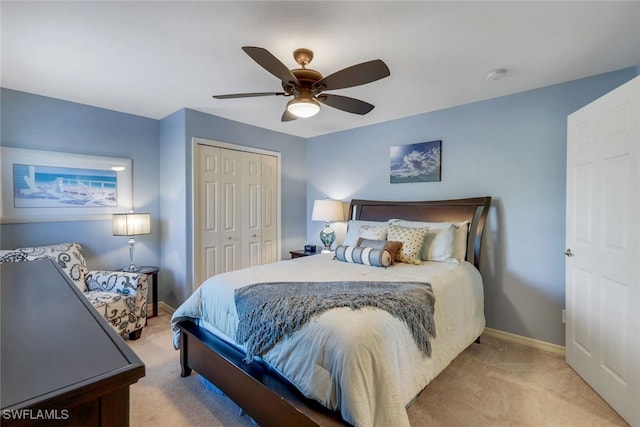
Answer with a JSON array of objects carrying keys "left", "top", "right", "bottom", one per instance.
[
  {"left": 390, "top": 140, "right": 442, "bottom": 183},
  {"left": 0, "top": 147, "right": 132, "bottom": 223}
]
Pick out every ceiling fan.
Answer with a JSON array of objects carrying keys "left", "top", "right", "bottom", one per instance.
[{"left": 213, "top": 46, "right": 390, "bottom": 122}]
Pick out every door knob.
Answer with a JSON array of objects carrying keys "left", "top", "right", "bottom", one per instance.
[{"left": 564, "top": 249, "right": 574, "bottom": 257}]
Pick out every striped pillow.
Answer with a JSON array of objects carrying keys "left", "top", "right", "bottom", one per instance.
[
  {"left": 334, "top": 245, "right": 392, "bottom": 267},
  {"left": 356, "top": 238, "right": 403, "bottom": 264}
]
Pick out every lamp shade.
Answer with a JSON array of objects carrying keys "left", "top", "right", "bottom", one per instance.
[
  {"left": 112, "top": 213, "right": 151, "bottom": 236},
  {"left": 287, "top": 97, "right": 320, "bottom": 118},
  {"left": 311, "top": 200, "right": 345, "bottom": 222}
]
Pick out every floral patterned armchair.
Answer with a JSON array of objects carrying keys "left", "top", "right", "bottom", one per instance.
[{"left": 0, "top": 242, "right": 148, "bottom": 339}]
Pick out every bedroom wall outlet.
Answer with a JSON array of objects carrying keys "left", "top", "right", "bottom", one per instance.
[{"left": 562, "top": 309, "right": 566, "bottom": 324}]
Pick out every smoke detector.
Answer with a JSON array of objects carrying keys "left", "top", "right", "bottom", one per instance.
[{"left": 486, "top": 69, "right": 507, "bottom": 81}]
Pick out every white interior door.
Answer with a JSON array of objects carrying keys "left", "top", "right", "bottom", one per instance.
[
  {"left": 242, "top": 151, "right": 262, "bottom": 268},
  {"left": 220, "top": 148, "right": 242, "bottom": 273},
  {"left": 565, "top": 76, "right": 639, "bottom": 426},
  {"left": 194, "top": 144, "right": 220, "bottom": 288},
  {"left": 261, "top": 154, "right": 278, "bottom": 264}
]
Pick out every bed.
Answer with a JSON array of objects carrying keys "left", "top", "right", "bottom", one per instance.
[{"left": 172, "top": 197, "right": 491, "bottom": 427}]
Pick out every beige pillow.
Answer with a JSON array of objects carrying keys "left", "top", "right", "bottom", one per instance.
[{"left": 386, "top": 224, "right": 428, "bottom": 265}]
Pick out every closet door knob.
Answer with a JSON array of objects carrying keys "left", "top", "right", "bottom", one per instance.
[{"left": 564, "top": 249, "right": 574, "bottom": 257}]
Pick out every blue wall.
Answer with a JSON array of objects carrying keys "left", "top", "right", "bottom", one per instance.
[
  {"left": 0, "top": 89, "right": 161, "bottom": 270},
  {"left": 158, "top": 109, "right": 307, "bottom": 308},
  {"left": 3, "top": 67, "right": 636, "bottom": 345},
  {"left": 306, "top": 68, "right": 636, "bottom": 346}
]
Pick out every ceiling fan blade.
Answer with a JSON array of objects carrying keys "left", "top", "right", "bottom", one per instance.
[
  {"left": 313, "top": 59, "right": 390, "bottom": 91},
  {"left": 317, "top": 94, "right": 375, "bottom": 115},
  {"left": 213, "top": 92, "right": 286, "bottom": 99},
  {"left": 281, "top": 109, "right": 298, "bottom": 122},
  {"left": 242, "top": 46, "right": 300, "bottom": 86}
]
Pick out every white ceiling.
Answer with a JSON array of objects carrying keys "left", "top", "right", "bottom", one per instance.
[{"left": 2, "top": 1, "right": 640, "bottom": 139}]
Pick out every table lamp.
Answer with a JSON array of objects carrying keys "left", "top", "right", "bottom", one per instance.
[
  {"left": 112, "top": 212, "right": 151, "bottom": 272},
  {"left": 311, "top": 199, "right": 345, "bottom": 253}
]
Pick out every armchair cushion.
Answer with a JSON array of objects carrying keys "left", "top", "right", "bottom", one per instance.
[
  {"left": 86, "top": 270, "right": 148, "bottom": 335},
  {"left": 87, "top": 271, "right": 142, "bottom": 296},
  {"left": 0, "top": 243, "right": 88, "bottom": 292}
]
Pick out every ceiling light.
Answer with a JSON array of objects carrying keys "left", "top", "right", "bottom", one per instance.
[
  {"left": 486, "top": 68, "right": 507, "bottom": 81},
  {"left": 287, "top": 96, "right": 320, "bottom": 118}
]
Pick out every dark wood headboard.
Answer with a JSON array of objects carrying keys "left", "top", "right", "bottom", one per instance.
[{"left": 348, "top": 197, "right": 492, "bottom": 269}]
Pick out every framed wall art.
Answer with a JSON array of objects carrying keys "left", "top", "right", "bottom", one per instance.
[
  {"left": 390, "top": 140, "right": 442, "bottom": 183},
  {"left": 0, "top": 147, "right": 132, "bottom": 223}
]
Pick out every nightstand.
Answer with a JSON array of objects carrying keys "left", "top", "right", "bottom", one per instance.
[
  {"left": 121, "top": 266, "right": 159, "bottom": 318},
  {"left": 139, "top": 266, "right": 159, "bottom": 318},
  {"left": 289, "top": 249, "right": 321, "bottom": 259}
]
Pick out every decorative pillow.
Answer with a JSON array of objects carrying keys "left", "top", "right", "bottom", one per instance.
[
  {"left": 356, "top": 238, "right": 403, "bottom": 264},
  {"left": 343, "top": 220, "right": 388, "bottom": 246},
  {"left": 0, "top": 243, "right": 89, "bottom": 291},
  {"left": 389, "top": 219, "right": 469, "bottom": 262},
  {"left": 422, "top": 224, "right": 459, "bottom": 264},
  {"left": 334, "top": 245, "right": 392, "bottom": 267},
  {"left": 386, "top": 224, "right": 428, "bottom": 265}
]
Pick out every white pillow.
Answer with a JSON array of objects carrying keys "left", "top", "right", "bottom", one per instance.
[
  {"left": 343, "top": 220, "right": 388, "bottom": 246},
  {"left": 422, "top": 223, "right": 458, "bottom": 264},
  {"left": 389, "top": 219, "right": 469, "bottom": 262}
]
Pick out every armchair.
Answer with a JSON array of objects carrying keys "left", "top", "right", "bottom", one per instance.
[{"left": 0, "top": 242, "right": 148, "bottom": 339}]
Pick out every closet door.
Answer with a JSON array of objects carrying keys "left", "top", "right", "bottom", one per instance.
[
  {"left": 220, "top": 148, "right": 242, "bottom": 273},
  {"left": 242, "top": 152, "right": 262, "bottom": 268},
  {"left": 194, "top": 140, "right": 279, "bottom": 288},
  {"left": 194, "top": 145, "right": 242, "bottom": 287},
  {"left": 241, "top": 152, "right": 278, "bottom": 267},
  {"left": 194, "top": 144, "right": 221, "bottom": 288},
  {"left": 261, "top": 154, "right": 278, "bottom": 264}
]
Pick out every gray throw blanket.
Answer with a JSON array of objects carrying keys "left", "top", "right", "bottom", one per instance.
[{"left": 235, "top": 281, "right": 436, "bottom": 363}]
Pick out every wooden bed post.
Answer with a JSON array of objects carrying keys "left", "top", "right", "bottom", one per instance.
[{"left": 180, "top": 327, "right": 192, "bottom": 377}]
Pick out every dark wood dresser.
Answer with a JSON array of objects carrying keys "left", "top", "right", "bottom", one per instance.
[{"left": 1, "top": 259, "right": 145, "bottom": 426}]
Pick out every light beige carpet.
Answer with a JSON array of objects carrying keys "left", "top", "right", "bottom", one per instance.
[{"left": 128, "top": 311, "right": 628, "bottom": 426}]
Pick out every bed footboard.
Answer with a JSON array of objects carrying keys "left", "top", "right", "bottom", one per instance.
[{"left": 178, "top": 321, "right": 346, "bottom": 427}]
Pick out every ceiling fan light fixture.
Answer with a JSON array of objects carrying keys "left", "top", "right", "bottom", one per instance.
[{"left": 287, "top": 97, "right": 320, "bottom": 118}]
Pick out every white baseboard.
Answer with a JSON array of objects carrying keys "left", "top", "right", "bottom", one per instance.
[
  {"left": 157, "top": 301, "right": 176, "bottom": 314},
  {"left": 483, "top": 327, "right": 565, "bottom": 356}
]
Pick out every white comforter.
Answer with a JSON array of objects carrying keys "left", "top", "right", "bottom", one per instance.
[{"left": 171, "top": 253, "right": 485, "bottom": 427}]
